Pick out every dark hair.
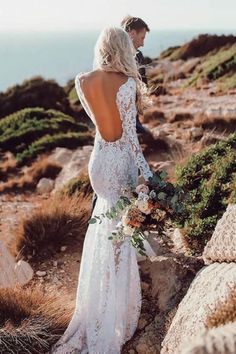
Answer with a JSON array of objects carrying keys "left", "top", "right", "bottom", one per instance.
[{"left": 121, "top": 15, "right": 150, "bottom": 33}]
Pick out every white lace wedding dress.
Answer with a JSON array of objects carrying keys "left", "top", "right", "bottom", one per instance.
[{"left": 50, "top": 73, "right": 155, "bottom": 354}]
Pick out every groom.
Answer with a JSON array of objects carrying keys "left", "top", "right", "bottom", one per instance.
[
  {"left": 91, "top": 16, "right": 151, "bottom": 212},
  {"left": 121, "top": 15, "right": 150, "bottom": 135}
]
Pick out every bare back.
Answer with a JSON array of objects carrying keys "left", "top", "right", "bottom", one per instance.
[{"left": 79, "top": 70, "right": 130, "bottom": 142}]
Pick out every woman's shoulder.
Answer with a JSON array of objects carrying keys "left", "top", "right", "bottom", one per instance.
[
  {"left": 75, "top": 70, "right": 135, "bottom": 92},
  {"left": 75, "top": 71, "right": 96, "bottom": 93},
  {"left": 75, "top": 70, "right": 94, "bottom": 83}
]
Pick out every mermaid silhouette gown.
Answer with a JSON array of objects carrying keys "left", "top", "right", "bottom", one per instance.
[{"left": 50, "top": 73, "right": 155, "bottom": 354}]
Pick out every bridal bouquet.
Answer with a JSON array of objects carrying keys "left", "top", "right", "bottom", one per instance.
[{"left": 89, "top": 170, "right": 185, "bottom": 256}]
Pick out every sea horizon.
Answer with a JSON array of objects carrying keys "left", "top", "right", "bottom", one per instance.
[{"left": 1, "top": 28, "right": 236, "bottom": 93}]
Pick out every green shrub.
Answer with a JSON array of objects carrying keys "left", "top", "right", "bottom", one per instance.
[
  {"left": 0, "top": 107, "right": 89, "bottom": 151},
  {"left": 174, "top": 133, "right": 236, "bottom": 253},
  {"left": 0, "top": 76, "right": 73, "bottom": 118},
  {"left": 0, "top": 107, "right": 93, "bottom": 165},
  {"left": 16, "top": 131, "right": 93, "bottom": 165}
]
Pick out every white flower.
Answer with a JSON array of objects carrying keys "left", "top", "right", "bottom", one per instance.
[
  {"left": 135, "top": 184, "right": 150, "bottom": 194},
  {"left": 121, "top": 213, "right": 129, "bottom": 226},
  {"left": 135, "top": 200, "right": 151, "bottom": 214},
  {"left": 149, "top": 190, "right": 156, "bottom": 199},
  {"left": 138, "top": 191, "right": 149, "bottom": 202},
  {"left": 123, "top": 224, "right": 135, "bottom": 236}
]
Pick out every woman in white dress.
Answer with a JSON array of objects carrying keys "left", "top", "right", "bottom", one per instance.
[{"left": 50, "top": 26, "right": 154, "bottom": 354}]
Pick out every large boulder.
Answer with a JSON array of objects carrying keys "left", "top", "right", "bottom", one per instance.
[
  {"left": 49, "top": 147, "right": 74, "bottom": 166},
  {"left": 161, "top": 262, "right": 236, "bottom": 354},
  {"left": 203, "top": 203, "right": 236, "bottom": 264},
  {"left": 53, "top": 146, "right": 93, "bottom": 191},
  {"left": 181, "top": 321, "right": 236, "bottom": 354},
  {"left": 140, "top": 254, "right": 204, "bottom": 313}
]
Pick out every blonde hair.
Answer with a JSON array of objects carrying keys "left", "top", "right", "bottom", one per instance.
[{"left": 93, "top": 26, "right": 149, "bottom": 113}]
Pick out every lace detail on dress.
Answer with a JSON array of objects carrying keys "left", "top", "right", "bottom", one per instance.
[
  {"left": 50, "top": 73, "right": 153, "bottom": 354},
  {"left": 75, "top": 73, "right": 153, "bottom": 182}
]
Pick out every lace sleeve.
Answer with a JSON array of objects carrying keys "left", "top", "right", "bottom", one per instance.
[
  {"left": 117, "top": 79, "right": 153, "bottom": 182},
  {"left": 126, "top": 120, "right": 153, "bottom": 181}
]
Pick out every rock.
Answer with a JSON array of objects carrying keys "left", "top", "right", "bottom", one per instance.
[
  {"left": 136, "top": 342, "right": 149, "bottom": 354},
  {"left": 82, "top": 145, "right": 94, "bottom": 153},
  {"left": 53, "top": 260, "right": 58, "bottom": 267},
  {"left": 128, "top": 350, "right": 136, "bottom": 354},
  {"left": 180, "top": 321, "right": 236, "bottom": 354},
  {"left": 203, "top": 203, "right": 236, "bottom": 264},
  {"left": 53, "top": 147, "right": 91, "bottom": 191},
  {"left": 60, "top": 246, "right": 67, "bottom": 252},
  {"left": 189, "top": 126, "right": 203, "bottom": 139},
  {"left": 161, "top": 263, "right": 236, "bottom": 354},
  {"left": 134, "top": 318, "right": 164, "bottom": 354},
  {"left": 181, "top": 322, "right": 236, "bottom": 354},
  {"left": 49, "top": 147, "right": 73, "bottom": 165},
  {"left": 36, "top": 270, "right": 47, "bottom": 277},
  {"left": 138, "top": 317, "right": 148, "bottom": 330},
  {"left": 14, "top": 260, "right": 34, "bottom": 284},
  {"left": 0, "top": 240, "right": 33, "bottom": 287},
  {"left": 171, "top": 228, "right": 189, "bottom": 253},
  {"left": 36, "top": 178, "right": 54, "bottom": 194},
  {"left": 140, "top": 254, "right": 204, "bottom": 312},
  {"left": 141, "top": 281, "right": 150, "bottom": 291}
]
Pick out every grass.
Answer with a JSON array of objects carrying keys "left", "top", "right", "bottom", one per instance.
[
  {"left": 216, "top": 71, "right": 236, "bottom": 91},
  {"left": 0, "top": 285, "right": 74, "bottom": 353},
  {"left": 0, "top": 153, "right": 17, "bottom": 181},
  {"left": 194, "top": 113, "right": 236, "bottom": 132},
  {"left": 11, "top": 192, "right": 92, "bottom": 260},
  {"left": 0, "top": 155, "right": 62, "bottom": 194},
  {"left": 58, "top": 173, "right": 93, "bottom": 199}
]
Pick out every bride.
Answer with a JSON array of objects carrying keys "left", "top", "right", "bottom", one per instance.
[{"left": 50, "top": 26, "right": 154, "bottom": 354}]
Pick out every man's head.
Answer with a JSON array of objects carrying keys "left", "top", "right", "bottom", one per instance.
[{"left": 121, "top": 15, "right": 150, "bottom": 50}]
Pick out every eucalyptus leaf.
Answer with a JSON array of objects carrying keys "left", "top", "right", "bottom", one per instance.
[
  {"left": 88, "top": 218, "right": 97, "bottom": 224},
  {"left": 160, "top": 170, "right": 167, "bottom": 179},
  {"left": 158, "top": 192, "right": 167, "bottom": 200}
]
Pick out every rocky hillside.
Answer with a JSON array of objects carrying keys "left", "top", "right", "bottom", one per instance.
[{"left": 149, "top": 33, "right": 236, "bottom": 94}]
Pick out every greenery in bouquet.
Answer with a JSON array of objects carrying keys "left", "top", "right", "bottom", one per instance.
[{"left": 89, "top": 170, "right": 186, "bottom": 256}]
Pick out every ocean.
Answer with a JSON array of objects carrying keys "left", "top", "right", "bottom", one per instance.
[{"left": 0, "top": 28, "right": 236, "bottom": 92}]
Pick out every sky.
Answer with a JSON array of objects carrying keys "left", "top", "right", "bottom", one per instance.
[{"left": 0, "top": 0, "right": 236, "bottom": 32}]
